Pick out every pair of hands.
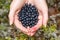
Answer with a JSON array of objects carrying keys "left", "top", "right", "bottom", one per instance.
[{"left": 8, "top": 0, "right": 48, "bottom": 36}]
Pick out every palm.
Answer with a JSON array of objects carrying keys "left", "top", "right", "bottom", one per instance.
[
  {"left": 14, "top": 14, "right": 29, "bottom": 35},
  {"left": 27, "top": 11, "right": 43, "bottom": 36}
]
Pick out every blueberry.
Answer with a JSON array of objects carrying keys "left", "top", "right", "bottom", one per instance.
[
  {"left": 26, "top": 18, "right": 29, "bottom": 21},
  {"left": 32, "top": 15, "right": 35, "bottom": 17},
  {"left": 26, "top": 13, "right": 29, "bottom": 15},
  {"left": 26, "top": 24, "right": 29, "bottom": 26}
]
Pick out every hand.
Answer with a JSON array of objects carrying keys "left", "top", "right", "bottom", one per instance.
[
  {"left": 8, "top": 0, "right": 30, "bottom": 35},
  {"left": 14, "top": 13, "right": 30, "bottom": 35},
  {"left": 27, "top": 0, "right": 48, "bottom": 36}
]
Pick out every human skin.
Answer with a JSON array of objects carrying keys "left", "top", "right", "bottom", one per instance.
[{"left": 8, "top": 0, "right": 48, "bottom": 36}]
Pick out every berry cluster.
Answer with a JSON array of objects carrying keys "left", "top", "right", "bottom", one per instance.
[{"left": 18, "top": 4, "right": 39, "bottom": 28}]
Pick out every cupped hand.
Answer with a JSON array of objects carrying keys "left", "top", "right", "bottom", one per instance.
[
  {"left": 8, "top": 0, "right": 30, "bottom": 35},
  {"left": 14, "top": 13, "right": 31, "bottom": 35},
  {"left": 27, "top": 0, "right": 48, "bottom": 36}
]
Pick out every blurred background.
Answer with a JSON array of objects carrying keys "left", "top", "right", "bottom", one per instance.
[{"left": 0, "top": 0, "right": 60, "bottom": 40}]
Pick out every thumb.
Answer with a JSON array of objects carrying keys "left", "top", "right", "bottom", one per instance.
[{"left": 8, "top": 10, "right": 15, "bottom": 25}]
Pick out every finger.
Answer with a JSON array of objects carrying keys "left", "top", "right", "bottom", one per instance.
[
  {"left": 34, "top": 0, "right": 48, "bottom": 27},
  {"left": 30, "top": 32, "right": 36, "bottom": 36},
  {"left": 8, "top": 9, "right": 20, "bottom": 25},
  {"left": 9, "top": 0, "right": 26, "bottom": 25},
  {"left": 27, "top": 27, "right": 31, "bottom": 35},
  {"left": 10, "top": 0, "right": 26, "bottom": 11},
  {"left": 8, "top": 11, "right": 15, "bottom": 25},
  {"left": 42, "top": 13, "right": 48, "bottom": 27},
  {"left": 27, "top": 26, "right": 31, "bottom": 32},
  {"left": 38, "top": 10, "right": 42, "bottom": 20}
]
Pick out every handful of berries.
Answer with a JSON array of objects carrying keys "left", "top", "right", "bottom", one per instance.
[{"left": 18, "top": 3, "right": 39, "bottom": 28}]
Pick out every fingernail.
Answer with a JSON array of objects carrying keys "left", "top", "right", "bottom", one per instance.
[
  {"left": 10, "top": 21, "right": 12, "bottom": 25},
  {"left": 44, "top": 24, "right": 47, "bottom": 27},
  {"left": 45, "top": 25, "right": 46, "bottom": 27},
  {"left": 31, "top": 33, "right": 33, "bottom": 36},
  {"left": 26, "top": 30, "right": 28, "bottom": 33},
  {"left": 38, "top": 15, "right": 42, "bottom": 20}
]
